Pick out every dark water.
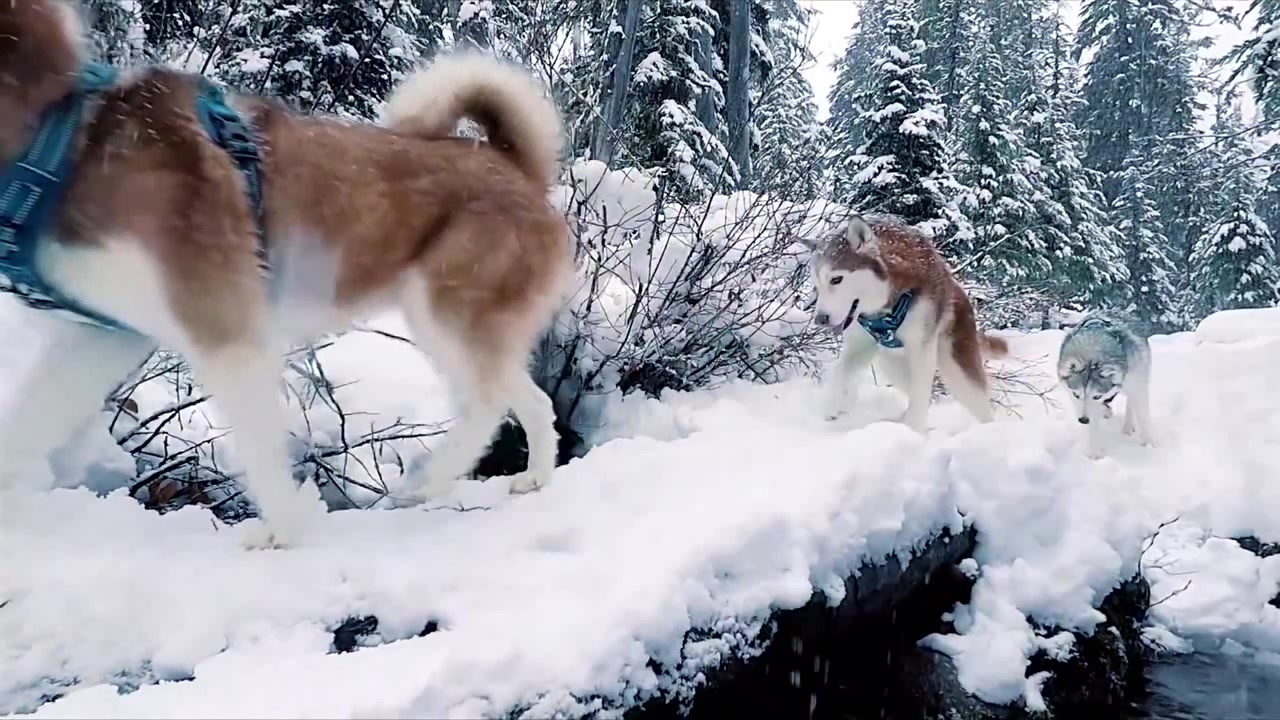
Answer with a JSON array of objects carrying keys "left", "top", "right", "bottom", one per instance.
[{"left": 1134, "top": 652, "right": 1280, "bottom": 719}]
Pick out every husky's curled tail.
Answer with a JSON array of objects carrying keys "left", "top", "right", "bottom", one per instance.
[{"left": 380, "top": 52, "right": 565, "bottom": 188}]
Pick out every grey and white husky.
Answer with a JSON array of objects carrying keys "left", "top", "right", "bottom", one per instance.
[{"left": 1056, "top": 312, "right": 1153, "bottom": 458}]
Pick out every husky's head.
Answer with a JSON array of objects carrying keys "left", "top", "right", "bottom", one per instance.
[
  {"left": 1057, "top": 356, "right": 1124, "bottom": 425},
  {"left": 809, "top": 215, "right": 891, "bottom": 333}
]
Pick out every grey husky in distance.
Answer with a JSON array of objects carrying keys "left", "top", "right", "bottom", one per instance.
[{"left": 1056, "top": 312, "right": 1154, "bottom": 458}]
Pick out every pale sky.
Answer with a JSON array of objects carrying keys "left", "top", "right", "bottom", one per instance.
[{"left": 798, "top": 0, "right": 1258, "bottom": 129}]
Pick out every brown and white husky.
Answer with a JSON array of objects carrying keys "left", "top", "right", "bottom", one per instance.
[
  {"left": 807, "top": 214, "right": 1008, "bottom": 431},
  {"left": 0, "top": 0, "right": 575, "bottom": 548}
]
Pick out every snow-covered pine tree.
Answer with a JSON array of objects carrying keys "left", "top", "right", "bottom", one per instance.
[
  {"left": 1189, "top": 195, "right": 1280, "bottom": 316},
  {"left": 843, "top": 0, "right": 967, "bottom": 239},
  {"left": 949, "top": 13, "right": 1050, "bottom": 285},
  {"left": 626, "top": 0, "right": 738, "bottom": 201},
  {"left": 1260, "top": 150, "right": 1280, "bottom": 238},
  {"left": 211, "top": 0, "right": 422, "bottom": 120},
  {"left": 751, "top": 0, "right": 826, "bottom": 199},
  {"left": 984, "top": 0, "right": 1056, "bottom": 104},
  {"left": 706, "top": 0, "right": 772, "bottom": 187},
  {"left": 1076, "top": 0, "right": 1203, "bottom": 186},
  {"left": 557, "top": 0, "right": 637, "bottom": 161},
  {"left": 80, "top": 0, "right": 147, "bottom": 63},
  {"left": 917, "top": 0, "right": 976, "bottom": 110},
  {"left": 1077, "top": 0, "right": 1206, "bottom": 322},
  {"left": 451, "top": 0, "right": 495, "bottom": 48},
  {"left": 1112, "top": 149, "right": 1180, "bottom": 333},
  {"left": 1231, "top": 0, "right": 1280, "bottom": 121},
  {"left": 1187, "top": 95, "right": 1280, "bottom": 317},
  {"left": 825, "top": 0, "right": 887, "bottom": 203},
  {"left": 1016, "top": 7, "right": 1127, "bottom": 306}
]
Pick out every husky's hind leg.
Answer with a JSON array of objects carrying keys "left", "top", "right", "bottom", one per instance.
[
  {"left": 505, "top": 371, "right": 558, "bottom": 494},
  {"left": 900, "top": 332, "right": 940, "bottom": 432},
  {"left": 937, "top": 333, "right": 995, "bottom": 424},
  {"left": 0, "top": 320, "right": 154, "bottom": 493},
  {"left": 400, "top": 294, "right": 511, "bottom": 501}
]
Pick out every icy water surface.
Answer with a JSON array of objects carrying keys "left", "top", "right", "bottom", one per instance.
[{"left": 1133, "top": 651, "right": 1280, "bottom": 719}]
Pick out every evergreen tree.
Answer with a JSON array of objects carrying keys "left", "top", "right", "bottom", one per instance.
[
  {"left": 1077, "top": 0, "right": 1206, "bottom": 318},
  {"left": 554, "top": 0, "right": 628, "bottom": 160},
  {"left": 1187, "top": 96, "right": 1280, "bottom": 316},
  {"left": 1112, "top": 150, "right": 1179, "bottom": 333},
  {"left": 625, "top": 0, "right": 738, "bottom": 201},
  {"left": 917, "top": 0, "right": 975, "bottom": 110},
  {"left": 1017, "top": 10, "right": 1127, "bottom": 305},
  {"left": 81, "top": 0, "right": 147, "bottom": 63},
  {"left": 825, "top": 0, "right": 888, "bottom": 202},
  {"left": 751, "top": 0, "right": 825, "bottom": 199},
  {"left": 1231, "top": 0, "right": 1280, "bottom": 121},
  {"left": 1076, "top": 0, "right": 1203, "bottom": 185},
  {"left": 211, "top": 0, "right": 422, "bottom": 120},
  {"left": 1259, "top": 151, "right": 1280, "bottom": 238},
  {"left": 950, "top": 14, "right": 1050, "bottom": 284},
  {"left": 1189, "top": 195, "right": 1280, "bottom": 315},
  {"left": 844, "top": 0, "right": 968, "bottom": 238}
]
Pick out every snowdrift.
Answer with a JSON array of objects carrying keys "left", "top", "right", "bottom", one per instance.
[{"left": 3, "top": 302, "right": 1280, "bottom": 717}]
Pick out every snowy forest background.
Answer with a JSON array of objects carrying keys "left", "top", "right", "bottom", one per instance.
[
  {"left": 78, "top": 0, "right": 1280, "bottom": 335},
  {"left": 57, "top": 0, "right": 1280, "bottom": 512}
]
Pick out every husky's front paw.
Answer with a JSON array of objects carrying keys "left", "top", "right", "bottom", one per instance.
[
  {"left": 239, "top": 494, "right": 326, "bottom": 550},
  {"left": 822, "top": 395, "right": 850, "bottom": 422},
  {"left": 508, "top": 471, "right": 549, "bottom": 495},
  {"left": 239, "top": 518, "right": 304, "bottom": 550}
]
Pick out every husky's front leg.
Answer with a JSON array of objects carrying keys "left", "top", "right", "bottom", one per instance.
[
  {"left": 1126, "top": 374, "right": 1155, "bottom": 447},
  {"left": 0, "top": 321, "right": 154, "bottom": 494},
  {"left": 1086, "top": 419, "right": 1109, "bottom": 459},
  {"left": 823, "top": 331, "right": 878, "bottom": 420},
  {"left": 901, "top": 334, "right": 939, "bottom": 433}
]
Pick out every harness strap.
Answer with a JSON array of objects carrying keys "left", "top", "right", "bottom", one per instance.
[
  {"left": 856, "top": 290, "right": 915, "bottom": 349},
  {"left": 0, "top": 63, "right": 269, "bottom": 331},
  {"left": 0, "top": 63, "right": 126, "bottom": 330},
  {"left": 195, "top": 81, "right": 269, "bottom": 276}
]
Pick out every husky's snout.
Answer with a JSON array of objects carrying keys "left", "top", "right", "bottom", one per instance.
[{"left": 1078, "top": 416, "right": 1090, "bottom": 425}]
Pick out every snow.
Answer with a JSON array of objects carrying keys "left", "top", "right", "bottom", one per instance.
[
  {"left": 4, "top": 305, "right": 1280, "bottom": 716},
  {"left": 1194, "top": 307, "right": 1280, "bottom": 345},
  {"left": 1, "top": 307, "right": 967, "bottom": 717},
  {"left": 4, "top": 176, "right": 1280, "bottom": 716}
]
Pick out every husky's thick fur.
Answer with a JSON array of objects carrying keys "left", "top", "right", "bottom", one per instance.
[
  {"left": 1056, "top": 312, "right": 1153, "bottom": 458},
  {"left": 0, "top": 1, "right": 574, "bottom": 548},
  {"left": 808, "top": 214, "right": 1008, "bottom": 430}
]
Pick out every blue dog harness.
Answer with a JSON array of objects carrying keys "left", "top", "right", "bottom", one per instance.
[
  {"left": 0, "top": 62, "right": 266, "bottom": 332},
  {"left": 842, "top": 290, "right": 915, "bottom": 349}
]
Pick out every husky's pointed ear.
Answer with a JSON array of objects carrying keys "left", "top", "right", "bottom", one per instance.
[{"left": 846, "top": 215, "right": 878, "bottom": 253}]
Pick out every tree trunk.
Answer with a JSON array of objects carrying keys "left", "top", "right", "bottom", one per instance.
[
  {"left": 725, "top": 0, "right": 752, "bottom": 187},
  {"left": 694, "top": 25, "right": 718, "bottom": 135},
  {"left": 591, "top": 0, "right": 645, "bottom": 165}
]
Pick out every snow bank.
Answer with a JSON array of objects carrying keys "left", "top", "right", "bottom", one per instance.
[
  {"left": 1, "top": 375, "right": 968, "bottom": 718},
  {"left": 1194, "top": 305, "right": 1280, "bottom": 345},
  {"left": 4, "top": 280, "right": 1280, "bottom": 714}
]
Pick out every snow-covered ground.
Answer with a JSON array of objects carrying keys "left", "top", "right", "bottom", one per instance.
[{"left": 3, "top": 303, "right": 1280, "bottom": 718}]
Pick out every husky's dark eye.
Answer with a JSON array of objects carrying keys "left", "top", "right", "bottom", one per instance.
[
  {"left": 1093, "top": 394, "right": 1103, "bottom": 400},
  {"left": 829, "top": 275, "right": 844, "bottom": 286}
]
